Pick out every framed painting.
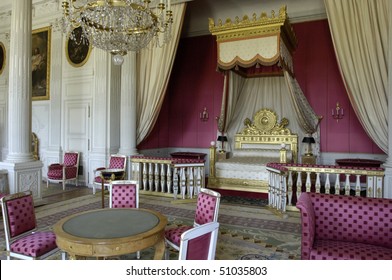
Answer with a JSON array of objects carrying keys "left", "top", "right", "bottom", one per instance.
[
  {"left": 65, "top": 26, "right": 92, "bottom": 67},
  {"left": 32, "top": 26, "right": 51, "bottom": 101},
  {"left": 0, "top": 42, "right": 5, "bottom": 76}
]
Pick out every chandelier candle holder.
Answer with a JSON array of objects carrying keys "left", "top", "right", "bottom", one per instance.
[
  {"left": 332, "top": 102, "right": 344, "bottom": 122},
  {"left": 62, "top": 0, "right": 174, "bottom": 65}
]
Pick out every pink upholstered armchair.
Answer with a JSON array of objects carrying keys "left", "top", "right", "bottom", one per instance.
[
  {"left": 0, "top": 191, "right": 60, "bottom": 260},
  {"left": 93, "top": 154, "right": 127, "bottom": 194},
  {"left": 165, "top": 188, "right": 221, "bottom": 259},
  {"left": 178, "top": 221, "right": 220, "bottom": 260},
  {"left": 109, "top": 180, "right": 140, "bottom": 258},
  {"left": 109, "top": 180, "right": 139, "bottom": 209},
  {"left": 296, "top": 192, "right": 392, "bottom": 260},
  {"left": 47, "top": 151, "right": 80, "bottom": 190}
]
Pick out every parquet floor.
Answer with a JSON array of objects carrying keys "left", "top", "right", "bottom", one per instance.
[{"left": 39, "top": 184, "right": 93, "bottom": 206}]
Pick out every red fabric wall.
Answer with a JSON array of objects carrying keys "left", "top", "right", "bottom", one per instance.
[
  {"left": 293, "top": 20, "right": 383, "bottom": 154},
  {"left": 139, "top": 20, "right": 384, "bottom": 155},
  {"left": 139, "top": 35, "right": 224, "bottom": 149}
]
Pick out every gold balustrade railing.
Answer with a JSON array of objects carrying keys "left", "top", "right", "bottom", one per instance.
[
  {"left": 130, "top": 156, "right": 205, "bottom": 200},
  {"left": 266, "top": 162, "right": 385, "bottom": 213}
]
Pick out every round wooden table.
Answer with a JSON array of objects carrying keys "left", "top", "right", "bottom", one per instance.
[{"left": 53, "top": 208, "right": 167, "bottom": 260}]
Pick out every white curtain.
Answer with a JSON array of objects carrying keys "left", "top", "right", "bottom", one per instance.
[
  {"left": 324, "top": 0, "right": 389, "bottom": 152},
  {"left": 223, "top": 71, "right": 320, "bottom": 157},
  {"left": 136, "top": 3, "right": 186, "bottom": 144}
]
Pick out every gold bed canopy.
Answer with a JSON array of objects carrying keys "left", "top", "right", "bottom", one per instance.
[{"left": 209, "top": 6, "right": 297, "bottom": 77}]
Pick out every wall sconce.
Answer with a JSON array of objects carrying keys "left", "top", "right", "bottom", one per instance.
[
  {"left": 200, "top": 107, "right": 209, "bottom": 122},
  {"left": 332, "top": 102, "right": 344, "bottom": 122}
]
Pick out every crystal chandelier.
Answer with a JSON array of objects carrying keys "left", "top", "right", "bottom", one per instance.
[{"left": 62, "top": 0, "right": 173, "bottom": 65}]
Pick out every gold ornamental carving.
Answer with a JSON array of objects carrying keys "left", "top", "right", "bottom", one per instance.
[{"left": 240, "top": 108, "right": 292, "bottom": 135}]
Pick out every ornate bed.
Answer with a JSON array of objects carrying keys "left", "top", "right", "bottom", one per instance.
[{"left": 208, "top": 109, "right": 298, "bottom": 193}]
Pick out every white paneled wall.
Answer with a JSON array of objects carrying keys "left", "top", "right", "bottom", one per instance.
[{"left": 0, "top": 1, "right": 118, "bottom": 188}]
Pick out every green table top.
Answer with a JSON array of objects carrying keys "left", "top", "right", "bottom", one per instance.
[{"left": 62, "top": 208, "right": 159, "bottom": 239}]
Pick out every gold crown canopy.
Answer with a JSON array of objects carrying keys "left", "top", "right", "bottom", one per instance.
[{"left": 209, "top": 6, "right": 297, "bottom": 76}]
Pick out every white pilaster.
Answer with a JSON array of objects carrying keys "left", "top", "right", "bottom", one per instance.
[
  {"left": 382, "top": 2, "right": 392, "bottom": 199},
  {"left": 0, "top": 0, "right": 43, "bottom": 199},
  {"left": 6, "top": 0, "right": 33, "bottom": 163},
  {"left": 118, "top": 53, "right": 138, "bottom": 156}
]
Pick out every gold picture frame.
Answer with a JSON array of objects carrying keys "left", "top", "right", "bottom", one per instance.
[
  {"left": 65, "top": 26, "right": 92, "bottom": 67},
  {"left": 32, "top": 26, "right": 51, "bottom": 101},
  {"left": 0, "top": 42, "right": 5, "bottom": 76}
]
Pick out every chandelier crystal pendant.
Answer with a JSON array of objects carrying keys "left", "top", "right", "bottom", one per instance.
[{"left": 62, "top": 0, "right": 174, "bottom": 65}]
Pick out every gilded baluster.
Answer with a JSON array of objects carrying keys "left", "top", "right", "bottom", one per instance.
[
  {"left": 268, "top": 172, "right": 275, "bottom": 207},
  {"left": 166, "top": 165, "right": 172, "bottom": 194},
  {"left": 142, "top": 162, "right": 148, "bottom": 191},
  {"left": 367, "top": 176, "right": 374, "bottom": 197},
  {"left": 195, "top": 167, "right": 201, "bottom": 196},
  {"left": 180, "top": 167, "right": 187, "bottom": 199},
  {"left": 160, "top": 163, "right": 166, "bottom": 192},
  {"left": 173, "top": 167, "right": 178, "bottom": 199},
  {"left": 334, "top": 173, "right": 340, "bottom": 194},
  {"left": 131, "top": 162, "right": 139, "bottom": 181},
  {"left": 287, "top": 170, "right": 293, "bottom": 206},
  {"left": 305, "top": 172, "right": 311, "bottom": 192},
  {"left": 281, "top": 175, "right": 287, "bottom": 213},
  {"left": 355, "top": 175, "right": 361, "bottom": 197},
  {"left": 296, "top": 171, "right": 302, "bottom": 200},
  {"left": 188, "top": 167, "right": 194, "bottom": 199},
  {"left": 376, "top": 176, "right": 383, "bottom": 198},
  {"left": 148, "top": 162, "right": 154, "bottom": 191},
  {"left": 344, "top": 174, "right": 350, "bottom": 195},
  {"left": 325, "top": 173, "right": 331, "bottom": 194},
  {"left": 275, "top": 174, "right": 280, "bottom": 209},
  {"left": 315, "top": 172, "right": 321, "bottom": 193},
  {"left": 154, "top": 163, "right": 160, "bottom": 192}
]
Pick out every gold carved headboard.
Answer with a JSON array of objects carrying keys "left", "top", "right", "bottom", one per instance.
[{"left": 234, "top": 108, "right": 298, "bottom": 163}]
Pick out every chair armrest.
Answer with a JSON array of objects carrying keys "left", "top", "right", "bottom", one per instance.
[
  {"left": 48, "top": 163, "right": 63, "bottom": 170},
  {"left": 296, "top": 193, "right": 316, "bottom": 260},
  {"left": 93, "top": 167, "right": 106, "bottom": 177}
]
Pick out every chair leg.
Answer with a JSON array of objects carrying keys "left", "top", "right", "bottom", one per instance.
[
  {"left": 61, "top": 251, "right": 67, "bottom": 260},
  {"left": 62, "top": 180, "right": 65, "bottom": 190},
  {"left": 137, "top": 251, "right": 141, "bottom": 259},
  {"left": 47, "top": 180, "right": 49, "bottom": 188},
  {"left": 164, "top": 245, "right": 170, "bottom": 260}
]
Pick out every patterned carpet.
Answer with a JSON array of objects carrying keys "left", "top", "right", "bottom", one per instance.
[{"left": 0, "top": 189, "right": 302, "bottom": 260}]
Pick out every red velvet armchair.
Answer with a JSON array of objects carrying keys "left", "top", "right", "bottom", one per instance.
[
  {"left": 47, "top": 151, "right": 80, "bottom": 190},
  {"left": 93, "top": 154, "right": 127, "bottom": 194},
  {"left": 296, "top": 192, "right": 392, "bottom": 260},
  {"left": 178, "top": 221, "right": 220, "bottom": 260},
  {"left": 165, "top": 188, "right": 221, "bottom": 259},
  {"left": 1, "top": 191, "right": 60, "bottom": 260}
]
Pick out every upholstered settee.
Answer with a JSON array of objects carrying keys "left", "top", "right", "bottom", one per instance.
[{"left": 296, "top": 192, "right": 392, "bottom": 260}]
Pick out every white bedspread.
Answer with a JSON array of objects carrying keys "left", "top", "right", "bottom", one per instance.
[{"left": 215, "top": 156, "right": 280, "bottom": 181}]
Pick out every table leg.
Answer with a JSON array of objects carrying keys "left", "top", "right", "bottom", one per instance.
[
  {"left": 101, "top": 180, "right": 105, "bottom": 208},
  {"left": 153, "top": 239, "right": 166, "bottom": 260}
]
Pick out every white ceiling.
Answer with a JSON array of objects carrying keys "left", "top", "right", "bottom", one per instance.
[
  {"left": 0, "top": 0, "right": 327, "bottom": 37},
  {"left": 182, "top": 0, "right": 326, "bottom": 36}
]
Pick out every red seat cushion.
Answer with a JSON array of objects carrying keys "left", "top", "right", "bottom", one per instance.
[
  {"left": 165, "top": 226, "right": 193, "bottom": 247},
  {"left": 10, "top": 231, "right": 58, "bottom": 258}
]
